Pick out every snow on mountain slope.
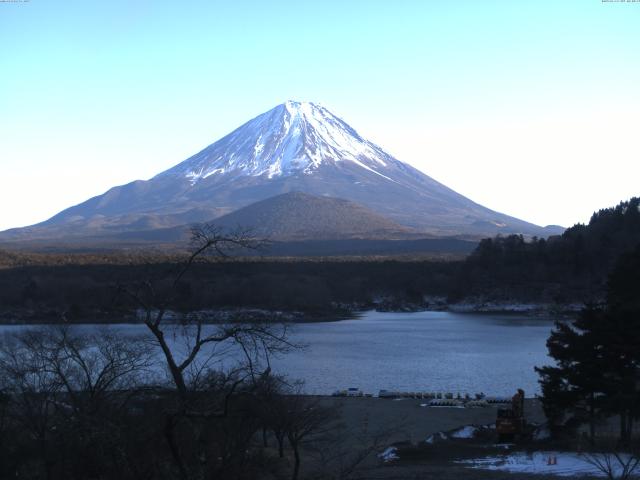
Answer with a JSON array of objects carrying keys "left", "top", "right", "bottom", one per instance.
[{"left": 158, "top": 101, "right": 395, "bottom": 183}]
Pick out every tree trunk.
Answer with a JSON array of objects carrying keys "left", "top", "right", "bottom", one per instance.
[
  {"left": 623, "top": 414, "right": 631, "bottom": 446},
  {"left": 164, "top": 414, "right": 189, "bottom": 480},
  {"left": 146, "top": 322, "right": 188, "bottom": 397},
  {"left": 619, "top": 410, "right": 629, "bottom": 447},
  {"left": 276, "top": 433, "right": 284, "bottom": 458},
  {"left": 291, "top": 442, "right": 300, "bottom": 480},
  {"left": 262, "top": 427, "right": 268, "bottom": 447},
  {"left": 589, "top": 393, "right": 595, "bottom": 445},
  {"left": 39, "top": 435, "right": 52, "bottom": 480}
]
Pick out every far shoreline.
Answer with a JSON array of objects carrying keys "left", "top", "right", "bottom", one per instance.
[{"left": 0, "top": 302, "right": 582, "bottom": 326}]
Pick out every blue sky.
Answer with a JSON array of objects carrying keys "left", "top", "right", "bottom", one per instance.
[{"left": 1, "top": 0, "right": 639, "bottom": 230}]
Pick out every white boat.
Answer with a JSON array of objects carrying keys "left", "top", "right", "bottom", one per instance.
[{"left": 346, "top": 387, "right": 363, "bottom": 397}]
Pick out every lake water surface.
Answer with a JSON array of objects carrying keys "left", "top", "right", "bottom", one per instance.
[
  {"left": 272, "top": 311, "right": 555, "bottom": 396},
  {"left": 0, "top": 311, "right": 556, "bottom": 396}
]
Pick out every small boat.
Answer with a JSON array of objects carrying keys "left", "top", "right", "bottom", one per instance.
[{"left": 346, "top": 387, "right": 363, "bottom": 397}]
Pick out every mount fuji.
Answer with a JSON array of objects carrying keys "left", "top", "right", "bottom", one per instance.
[{"left": 1, "top": 101, "right": 562, "bottom": 245}]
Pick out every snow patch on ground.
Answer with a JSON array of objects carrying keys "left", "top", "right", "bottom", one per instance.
[
  {"left": 425, "top": 432, "right": 448, "bottom": 444},
  {"left": 426, "top": 424, "right": 491, "bottom": 444},
  {"left": 533, "top": 425, "right": 552, "bottom": 441},
  {"left": 378, "top": 447, "right": 399, "bottom": 463},
  {"left": 459, "top": 451, "right": 636, "bottom": 477},
  {"left": 450, "top": 425, "right": 478, "bottom": 439}
]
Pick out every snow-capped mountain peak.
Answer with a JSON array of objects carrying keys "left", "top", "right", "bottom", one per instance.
[
  {"left": 159, "top": 101, "right": 394, "bottom": 184},
  {"left": 7, "top": 99, "right": 562, "bottom": 241}
]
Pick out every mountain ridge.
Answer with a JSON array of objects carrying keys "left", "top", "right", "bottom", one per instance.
[{"left": 210, "top": 191, "right": 416, "bottom": 241}]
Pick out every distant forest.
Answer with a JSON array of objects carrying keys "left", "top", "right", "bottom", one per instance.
[
  {"left": 451, "top": 197, "right": 640, "bottom": 303},
  {"left": 0, "top": 197, "right": 638, "bottom": 322}
]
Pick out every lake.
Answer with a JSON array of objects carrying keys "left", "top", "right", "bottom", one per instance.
[
  {"left": 0, "top": 311, "right": 557, "bottom": 397},
  {"left": 272, "top": 311, "right": 555, "bottom": 396}
]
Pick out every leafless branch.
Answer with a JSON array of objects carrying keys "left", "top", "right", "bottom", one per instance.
[{"left": 582, "top": 449, "right": 640, "bottom": 480}]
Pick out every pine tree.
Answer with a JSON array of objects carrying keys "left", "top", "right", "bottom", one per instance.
[
  {"left": 536, "top": 245, "right": 640, "bottom": 445},
  {"left": 600, "top": 246, "right": 640, "bottom": 445},
  {"left": 535, "top": 305, "right": 609, "bottom": 443}
]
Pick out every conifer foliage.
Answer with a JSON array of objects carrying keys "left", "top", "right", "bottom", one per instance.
[{"left": 536, "top": 245, "right": 640, "bottom": 445}]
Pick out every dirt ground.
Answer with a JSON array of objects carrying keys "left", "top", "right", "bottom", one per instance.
[
  {"left": 309, "top": 397, "right": 563, "bottom": 479},
  {"left": 322, "top": 397, "right": 546, "bottom": 444}
]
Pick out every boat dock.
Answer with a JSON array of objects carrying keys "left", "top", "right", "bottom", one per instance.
[{"left": 331, "top": 388, "right": 512, "bottom": 406}]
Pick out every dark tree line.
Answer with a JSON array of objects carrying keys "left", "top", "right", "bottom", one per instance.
[
  {"left": 0, "top": 259, "right": 456, "bottom": 323},
  {"left": 3, "top": 198, "right": 639, "bottom": 321},
  {"left": 536, "top": 245, "right": 640, "bottom": 448}
]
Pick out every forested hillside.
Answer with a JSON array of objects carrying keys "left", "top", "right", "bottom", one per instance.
[{"left": 451, "top": 197, "right": 640, "bottom": 303}]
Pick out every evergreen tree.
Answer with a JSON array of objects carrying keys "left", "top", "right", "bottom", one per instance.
[
  {"left": 600, "top": 246, "right": 640, "bottom": 445},
  {"left": 536, "top": 245, "right": 640, "bottom": 445},
  {"left": 535, "top": 305, "right": 609, "bottom": 443}
]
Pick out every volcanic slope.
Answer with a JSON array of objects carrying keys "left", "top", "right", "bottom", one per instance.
[{"left": 1, "top": 101, "right": 563, "bottom": 242}]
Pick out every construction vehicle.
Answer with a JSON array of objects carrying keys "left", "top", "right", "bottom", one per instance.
[{"left": 496, "top": 388, "right": 526, "bottom": 442}]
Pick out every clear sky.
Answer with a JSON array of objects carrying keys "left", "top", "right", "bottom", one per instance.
[{"left": 1, "top": 0, "right": 638, "bottom": 231}]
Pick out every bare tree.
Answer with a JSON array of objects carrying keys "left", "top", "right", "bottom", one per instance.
[
  {"left": 35, "top": 326, "right": 153, "bottom": 414},
  {"left": 0, "top": 384, "right": 9, "bottom": 478},
  {"left": 0, "top": 326, "right": 153, "bottom": 479},
  {"left": 118, "top": 225, "right": 289, "bottom": 396},
  {"left": 582, "top": 447, "right": 640, "bottom": 480},
  {"left": 310, "top": 414, "right": 402, "bottom": 480},
  {"left": 253, "top": 371, "right": 290, "bottom": 455},
  {"left": 0, "top": 330, "right": 61, "bottom": 479},
  {"left": 273, "top": 384, "right": 339, "bottom": 480},
  {"left": 116, "top": 224, "right": 296, "bottom": 479}
]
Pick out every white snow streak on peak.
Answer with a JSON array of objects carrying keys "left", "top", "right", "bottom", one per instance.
[{"left": 161, "top": 101, "right": 397, "bottom": 184}]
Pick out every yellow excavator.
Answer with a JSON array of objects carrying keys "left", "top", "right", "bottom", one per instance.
[{"left": 496, "top": 388, "right": 527, "bottom": 442}]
